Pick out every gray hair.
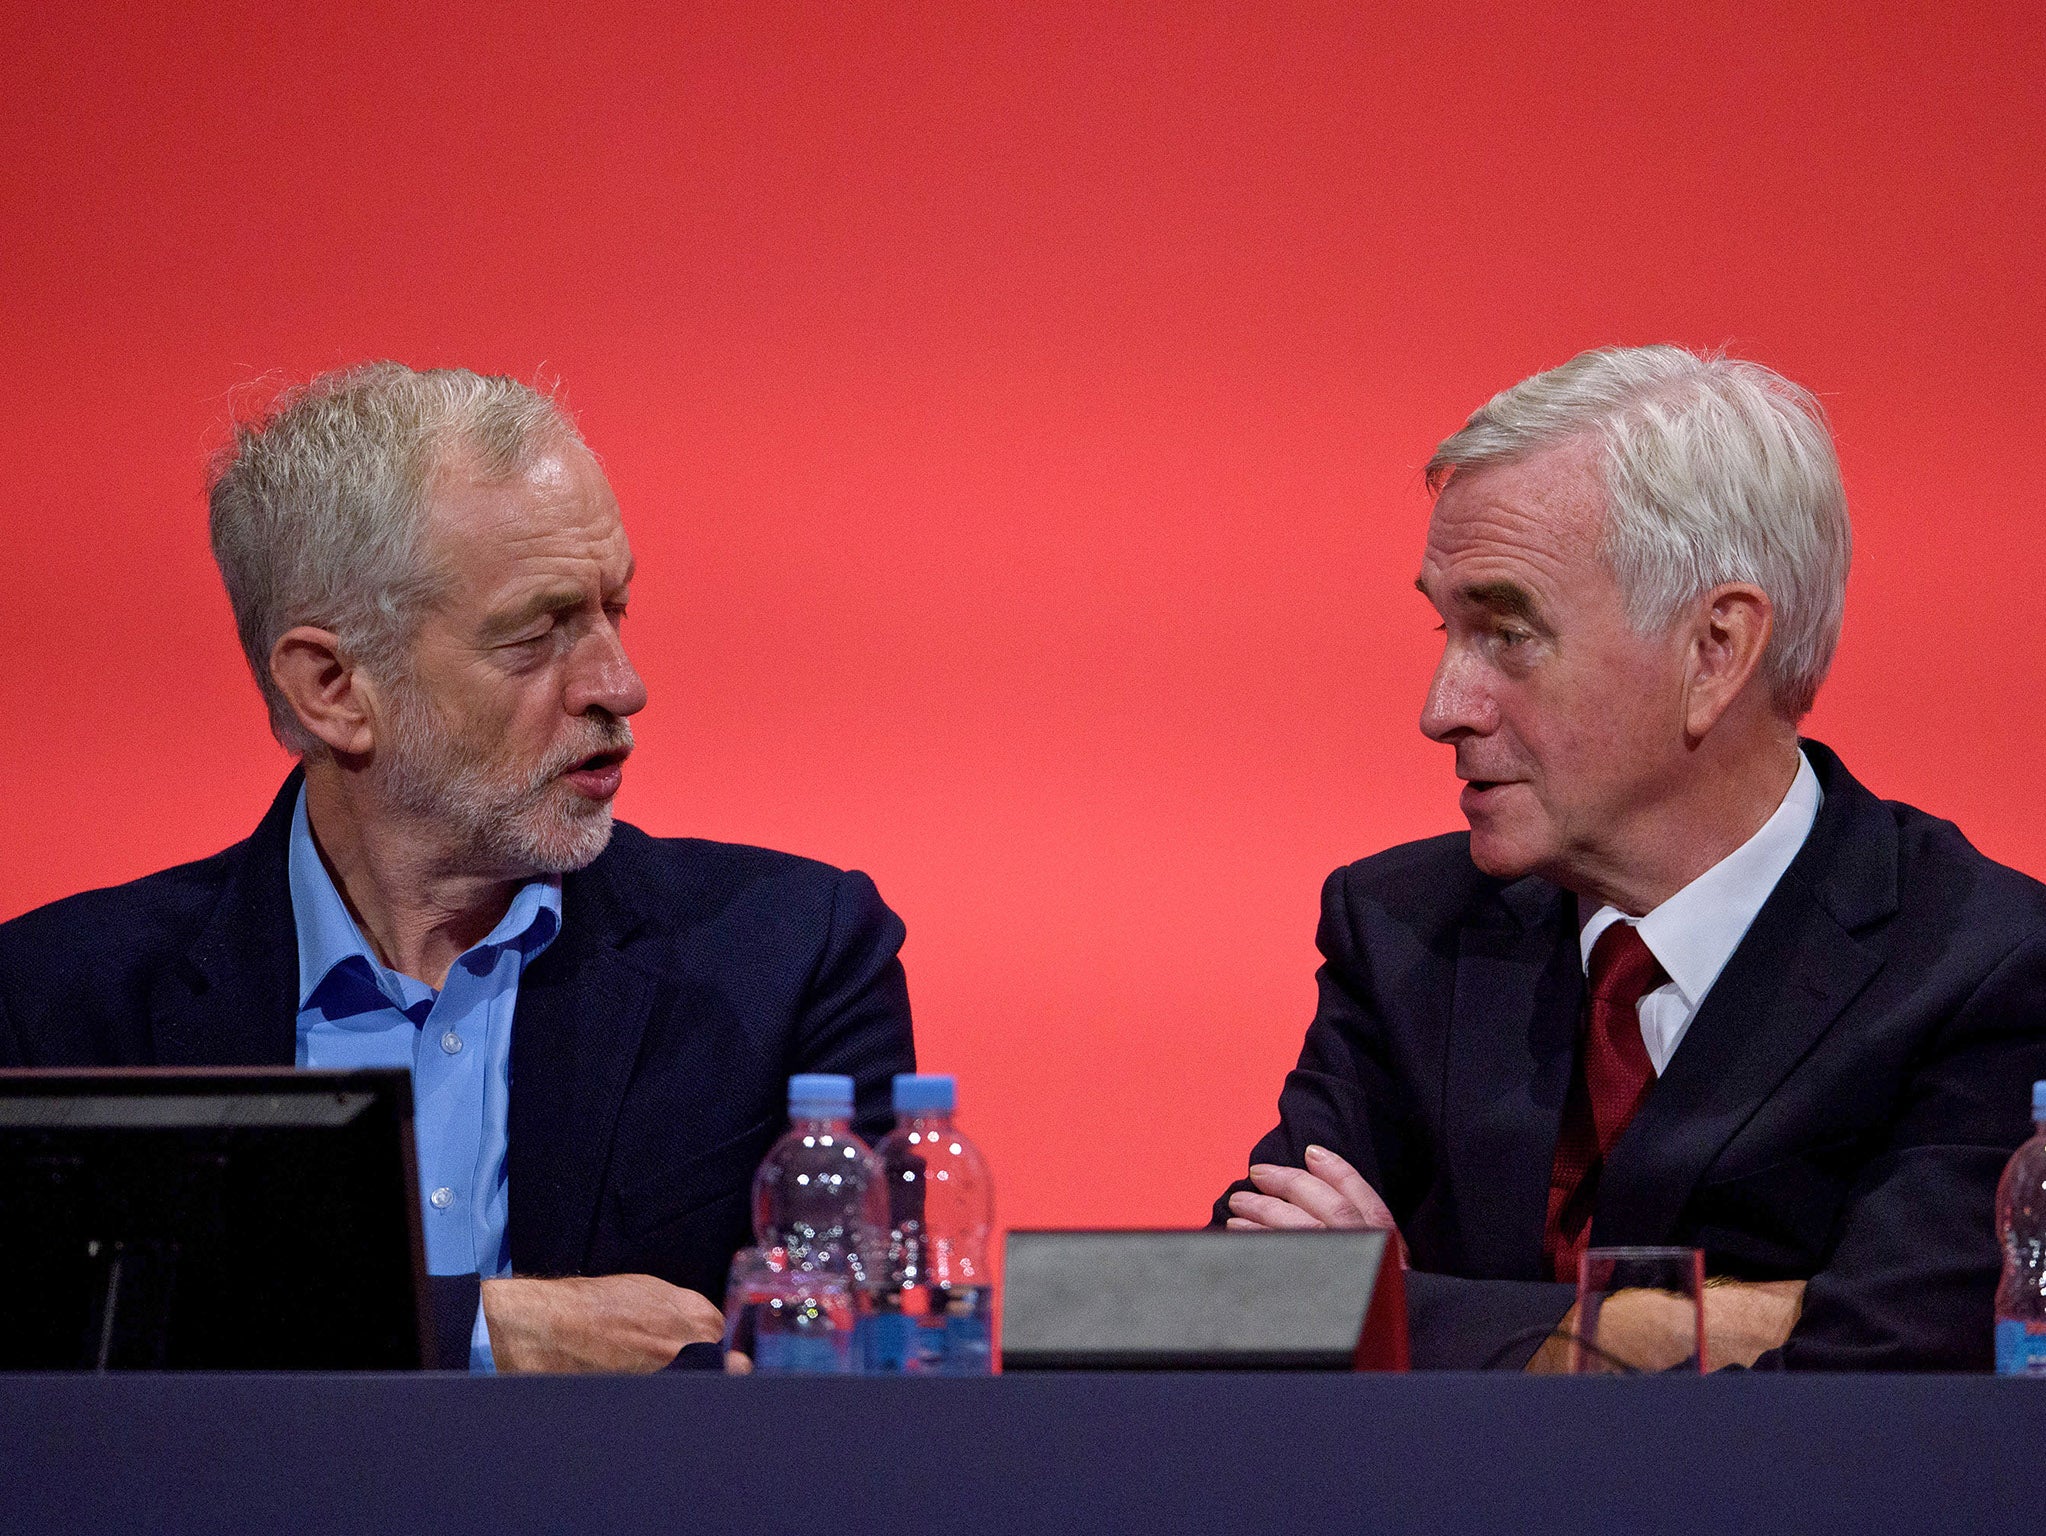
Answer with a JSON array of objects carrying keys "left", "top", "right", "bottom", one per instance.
[
  {"left": 207, "top": 362, "right": 582, "bottom": 752},
  {"left": 1425, "top": 345, "right": 1851, "bottom": 720}
]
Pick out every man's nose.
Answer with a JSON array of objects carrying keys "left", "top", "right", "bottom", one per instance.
[
  {"left": 1419, "top": 649, "right": 1495, "bottom": 742},
  {"left": 568, "top": 623, "right": 649, "bottom": 720}
]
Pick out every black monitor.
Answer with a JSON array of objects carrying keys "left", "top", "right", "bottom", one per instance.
[{"left": 0, "top": 1068, "right": 429, "bottom": 1370}]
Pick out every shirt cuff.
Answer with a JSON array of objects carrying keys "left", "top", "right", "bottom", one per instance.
[{"left": 469, "top": 1285, "right": 497, "bottom": 1374}]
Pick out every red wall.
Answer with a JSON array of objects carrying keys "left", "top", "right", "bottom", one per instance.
[{"left": 3, "top": 2, "right": 2042, "bottom": 1235}]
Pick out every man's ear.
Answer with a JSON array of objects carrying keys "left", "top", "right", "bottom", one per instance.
[
  {"left": 1681, "top": 583, "right": 1774, "bottom": 740},
  {"left": 269, "top": 626, "right": 383, "bottom": 756}
]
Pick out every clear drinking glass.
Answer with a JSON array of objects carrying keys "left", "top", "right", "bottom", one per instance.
[
  {"left": 725, "top": 1241, "right": 860, "bottom": 1374},
  {"left": 721, "top": 1245, "right": 788, "bottom": 1363},
  {"left": 752, "top": 1269, "right": 858, "bottom": 1374},
  {"left": 1572, "top": 1246, "right": 1706, "bottom": 1374}
]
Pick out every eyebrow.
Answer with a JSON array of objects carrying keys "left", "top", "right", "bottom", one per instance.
[
  {"left": 482, "top": 563, "right": 635, "bottom": 641},
  {"left": 481, "top": 588, "right": 586, "bottom": 640},
  {"left": 1415, "top": 575, "right": 1548, "bottom": 627}
]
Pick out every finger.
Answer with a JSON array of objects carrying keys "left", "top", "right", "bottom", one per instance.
[
  {"left": 1225, "top": 1199, "right": 1310, "bottom": 1233},
  {"left": 725, "top": 1349, "right": 754, "bottom": 1375},
  {"left": 1249, "top": 1163, "right": 1363, "bottom": 1227},
  {"left": 1228, "top": 1188, "right": 1324, "bottom": 1229},
  {"left": 1304, "top": 1145, "right": 1396, "bottom": 1229},
  {"left": 1230, "top": 1188, "right": 1315, "bottom": 1227}
]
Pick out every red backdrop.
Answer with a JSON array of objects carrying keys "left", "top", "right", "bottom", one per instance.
[{"left": 4, "top": 2, "right": 2043, "bottom": 1237}]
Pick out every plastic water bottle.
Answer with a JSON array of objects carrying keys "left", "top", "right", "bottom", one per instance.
[
  {"left": 864, "top": 1073, "right": 995, "bottom": 1374},
  {"left": 749, "top": 1074, "right": 884, "bottom": 1374},
  {"left": 1995, "top": 1081, "right": 2046, "bottom": 1375}
]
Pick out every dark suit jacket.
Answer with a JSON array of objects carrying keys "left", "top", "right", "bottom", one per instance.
[
  {"left": 1215, "top": 742, "right": 2046, "bottom": 1370},
  {"left": 0, "top": 773, "right": 916, "bottom": 1367}
]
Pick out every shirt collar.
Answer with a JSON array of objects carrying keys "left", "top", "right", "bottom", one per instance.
[
  {"left": 1579, "top": 748, "right": 1823, "bottom": 1006},
  {"left": 287, "top": 785, "right": 563, "bottom": 1010}
]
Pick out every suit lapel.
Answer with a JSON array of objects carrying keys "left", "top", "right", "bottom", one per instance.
[
  {"left": 144, "top": 772, "right": 666, "bottom": 1276},
  {"left": 1593, "top": 741, "right": 1896, "bottom": 1244},
  {"left": 507, "top": 850, "right": 656, "bottom": 1277},
  {"left": 1442, "top": 875, "right": 1584, "bottom": 1278},
  {"left": 150, "top": 773, "right": 302, "bottom": 1067}
]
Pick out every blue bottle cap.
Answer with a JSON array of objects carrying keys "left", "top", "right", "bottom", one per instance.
[
  {"left": 788, "top": 1073, "right": 854, "bottom": 1116},
  {"left": 892, "top": 1073, "right": 956, "bottom": 1114},
  {"left": 2032, "top": 1080, "right": 2046, "bottom": 1119}
]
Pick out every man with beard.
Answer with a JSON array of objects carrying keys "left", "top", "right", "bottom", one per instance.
[{"left": 0, "top": 364, "right": 915, "bottom": 1371}]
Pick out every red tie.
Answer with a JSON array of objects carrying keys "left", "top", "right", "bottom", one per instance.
[{"left": 1544, "top": 921, "right": 1665, "bottom": 1281}]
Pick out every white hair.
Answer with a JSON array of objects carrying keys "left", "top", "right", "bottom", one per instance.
[
  {"left": 1426, "top": 345, "right": 1851, "bottom": 720},
  {"left": 207, "top": 362, "right": 582, "bottom": 752}
]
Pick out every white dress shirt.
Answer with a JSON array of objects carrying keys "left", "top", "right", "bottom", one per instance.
[{"left": 1578, "top": 750, "right": 1823, "bottom": 1076}]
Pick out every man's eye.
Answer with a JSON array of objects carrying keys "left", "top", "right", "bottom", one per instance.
[{"left": 1495, "top": 628, "right": 1529, "bottom": 649}]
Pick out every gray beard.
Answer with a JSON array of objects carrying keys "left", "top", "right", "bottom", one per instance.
[{"left": 375, "top": 680, "right": 629, "bottom": 878}]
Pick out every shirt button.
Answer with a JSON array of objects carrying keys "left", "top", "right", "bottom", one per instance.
[
  {"left": 441, "top": 1031, "right": 463, "bottom": 1055},
  {"left": 430, "top": 1186, "right": 454, "bottom": 1209}
]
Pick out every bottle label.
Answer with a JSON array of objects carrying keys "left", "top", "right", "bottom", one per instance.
[
  {"left": 755, "top": 1331, "right": 855, "bottom": 1375},
  {"left": 860, "top": 1312, "right": 916, "bottom": 1373},
  {"left": 1995, "top": 1319, "right": 2046, "bottom": 1376},
  {"left": 942, "top": 1312, "right": 993, "bottom": 1376}
]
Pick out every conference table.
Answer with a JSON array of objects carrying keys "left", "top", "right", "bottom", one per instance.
[{"left": 5, "top": 1371, "right": 2040, "bottom": 1534}]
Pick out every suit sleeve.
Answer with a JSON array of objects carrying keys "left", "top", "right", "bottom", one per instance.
[
  {"left": 1212, "top": 867, "right": 1424, "bottom": 1226},
  {"left": 1767, "top": 929, "right": 2046, "bottom": 1371},
  {"left": 1211, "top": 865, "right": 1573, "bottom": 1370},
  {"left": 427, "top": 1274, "right": 483, "bottom": 1371},
  {"left": 796, "top": 868, "right": 916, "bottom": 1147}
]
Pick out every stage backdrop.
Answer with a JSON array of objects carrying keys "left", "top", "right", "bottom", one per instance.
[{"left": 4, "top": 2, "right": 2042, "bottom": 1236}]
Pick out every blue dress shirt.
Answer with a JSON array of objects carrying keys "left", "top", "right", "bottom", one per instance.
[{"left": 287, "top": 788, "right": 561, "bottom": 1372}]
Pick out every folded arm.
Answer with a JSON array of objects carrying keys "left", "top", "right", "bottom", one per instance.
[{"left": 1758, "top": 930, "right": 2046, "bottom": 1370}]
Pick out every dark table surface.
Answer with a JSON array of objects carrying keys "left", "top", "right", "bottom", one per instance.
[{"left": 5, "top": 1371, "right": 2041, "bottom": 1535}]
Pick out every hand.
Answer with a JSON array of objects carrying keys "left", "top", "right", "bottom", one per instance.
[
  {"left": 480, "top": 1273, "right": 724, "bottom": 1373},
  {"left": 1699, "top": 1278, "right": 1806, "bottom": 1369},
  {"left": 1224, "top": 1144, "right": 1409, "bottom": 1266},
  {"left": 1526, "top": 1278, "right": 1806, "bottom": 1373}
]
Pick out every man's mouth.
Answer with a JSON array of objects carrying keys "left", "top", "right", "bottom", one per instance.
[
  {"left": 1458, "top": 776, "right": 1519, "bottom": 810},
  {"left": 561, "top": 746, "right": 631, "bottom": 800}
]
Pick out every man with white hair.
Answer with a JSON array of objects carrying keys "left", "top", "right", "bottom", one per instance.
[
  {"left": 1218, "top": 346, "right": 2046, "bottom": 1370},
  {"left": 0, "top": 363, "right": 915, "bottom": 1370}
]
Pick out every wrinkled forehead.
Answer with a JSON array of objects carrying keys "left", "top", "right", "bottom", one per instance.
[
  {"left": 1418, "top": 441, "right": 1609, "bottom": 599},
  {"left": 417, "top": 440, "right": 631, "bottom": 604}
]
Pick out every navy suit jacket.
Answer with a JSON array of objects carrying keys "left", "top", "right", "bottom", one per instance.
[
  {"left": 0, "top": 773, "right": 916, "bottom": 1367},
  {"left": 1215, "top": 742, "right": 2046, "bottom": 1370}
]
